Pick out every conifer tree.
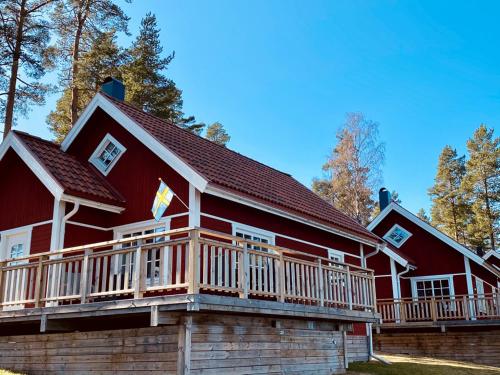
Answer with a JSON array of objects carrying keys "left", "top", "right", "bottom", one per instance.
[
  {"left": 462, "top": 125, "right": 499, "bottom": 250},
  {"left": 429, "top": 146, "right": 469, "bottom": 244},
  {"left": 417, "top": 208, "right": 431, "bottom": 223},
  {"left": 48, "top": 31, "right": 124, "bottom": 141},
  {"left": 0, "top": 0, "right": 56, "bottom": 138},
  {"left": 50, "top": 0, "right": 129, "bottom": 127},
  {"left": 121, "top": 13, "right": 202, "bottom": 133},
  {"left": 313, "top": 113, "right": 385, "bottom": 225},
  {"left": 205, "top": 122, "right": 230, "bottom": 146}
]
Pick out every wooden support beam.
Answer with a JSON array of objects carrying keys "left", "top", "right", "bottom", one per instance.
[
  {"left": 150, "top": 306, "right": 179, "bottom": 326},
  {"left": 177, "top": 315, "right": 193, "bottom": 375},
  {"left": 40, "top": 315, "right": 78, "bottom": 333}
]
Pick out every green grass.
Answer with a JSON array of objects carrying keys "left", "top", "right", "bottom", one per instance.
[{"left": 348, "top": 354, "right": 500, "bottom": 375}]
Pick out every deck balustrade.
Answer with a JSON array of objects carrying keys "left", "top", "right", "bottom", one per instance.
[
  {"left": 0, "top": 228, "right": 377, "bottom": 313},
  {"left": 378, "top": 294, "right": 500, "bottom": 325}
]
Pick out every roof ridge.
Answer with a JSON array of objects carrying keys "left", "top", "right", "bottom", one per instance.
[
  {"left": 102, "top": 93, "right": 293, "bottom": 178},
  {"left": 13, "top": 130, "right": 59, "bottom": 147}
]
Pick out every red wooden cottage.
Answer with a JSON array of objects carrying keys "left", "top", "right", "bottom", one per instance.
[
  {"left": 366, "top": 189, "right": 500, "bottom": 365},
  {"left": 0, "top": 79, "right": 381, "bottom": 374}
]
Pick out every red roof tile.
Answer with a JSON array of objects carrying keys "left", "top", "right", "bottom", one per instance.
[
  {"left": 15, "top": 131, "right": 125, "bottom": 206},
  {"left": 104, "top": 95, "right": 380, "bottom": 243}
]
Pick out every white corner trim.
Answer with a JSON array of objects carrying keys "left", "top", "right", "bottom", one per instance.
[
  {"left": 367, "top": 202, "right": 495, "bottom": 273},
  {"left": 60, "top": 93, "right": 208, "bottom": 192},
  {"left": 0, "top": 132, "right": 64, "bottom": 200},
  {"left": 61, "top": 194, "right": 125, "bottom": 213},
  {"left": 205, "top": 185, "right": 380, "bottom": 248},
  {"left": 89, "top": 133, "right": 127, "bottom": 176},
  {"left": 188, "top": 184, "right": 201, "bottom": 228},
  {"left": 389, "top": 259, "right": 399, "bottom": 299},
  {"left": 464, "top": 256, "right": 474, "bottom": 296}
]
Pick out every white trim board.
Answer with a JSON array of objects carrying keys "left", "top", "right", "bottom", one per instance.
[
  {"left": 205, "top": 185, "right": 379, "bottom": 248},
  {"left": 368, "top": 202, "right": 499, "bottom": 276},
  {"left": 60, "top": 93, "right": 208, "bottom": 192},
  {"left": 202, "top": 212, "right": 359, "bottom": 260}
]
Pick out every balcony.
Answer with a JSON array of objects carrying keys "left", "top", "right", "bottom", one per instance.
[
  {"left": 0, "top": 228, "right": 378, "bottom": 329},
  {"left": 377, "top": 294, "right": 500, "bottom": 329}
]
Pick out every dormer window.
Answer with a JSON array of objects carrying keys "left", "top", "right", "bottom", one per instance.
[
  {"left": 89, "top": 134, "right": 126, "bottom": 175},
  {"left": 383, "top": 224, "right": 412, "bottom": 248}
]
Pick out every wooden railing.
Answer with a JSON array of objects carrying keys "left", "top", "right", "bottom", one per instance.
[
  {"left": 0, "top": 228, "right": 376, "bottom": 312},
  {"left": 378, "top": 294, "right": 500, "bottom": 325}
]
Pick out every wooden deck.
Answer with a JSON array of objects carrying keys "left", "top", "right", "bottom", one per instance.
[
  {"left": 376, "top": 294, "right": 500, "bottom": 329},
  {"left": 0, "top": 227, "right": 378, "bottom": 327}
]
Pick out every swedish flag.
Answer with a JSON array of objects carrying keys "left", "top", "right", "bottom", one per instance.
[{"left": 152, "top": 179, "right": 174, "bottom": 221}]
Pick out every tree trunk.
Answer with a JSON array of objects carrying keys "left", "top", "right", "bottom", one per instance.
[
  {"left": 70, "top": 0, "right": 91, "bottom": 126},
  {"left": 483, "top": 178, "right": 495, "bottom": 251},
  {"left": 3, "top": 0, "right": 27, "bottom": 139}
]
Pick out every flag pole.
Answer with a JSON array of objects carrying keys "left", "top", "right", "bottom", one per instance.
[{"left": 158, "top": 178, "right": 190, "bottom": 211}]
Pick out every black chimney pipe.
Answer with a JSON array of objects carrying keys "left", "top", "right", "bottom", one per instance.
[
  {"left": 379, "top": 188, "right": 391, "bottom": 211},
  {"left": 101, "top": 77, "right": 125, "bottom": 101}
]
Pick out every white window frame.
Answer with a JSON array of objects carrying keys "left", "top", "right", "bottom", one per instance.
[
  {"left": 410, "top": 274, "right": 455, "bottom": 299},
  {"left": 232, "top": 224, "right": 275, "bottom": 251},
  {"left": 0, "top": 226, "right": 32, "bottom": 262},
  {"left": 327, "top": 249, "right": 344, "bottom": 263},
  {"left": 114, "top": 220, "right": 170, "bottom": 286},
  {"left": 89, "top": 133, "right": 126, "bottom": 176},
  {"left": 383, "top": 224, "right": 412, "bottom": 248}
]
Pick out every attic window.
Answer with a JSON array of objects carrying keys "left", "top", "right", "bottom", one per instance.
[
  {"left": 383, "top": 224, "right": 412, "bottom": 248},
  {"left": 89, "top": 134, "right": 126, "bottom": 175}
]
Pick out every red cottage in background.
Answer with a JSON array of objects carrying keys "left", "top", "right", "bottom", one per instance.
[
  {"left": 367, "top": 189, "right": 500, "bottom": 365},
  {"left": 0, "top": 79, "right": 380, "bottom": 374}
]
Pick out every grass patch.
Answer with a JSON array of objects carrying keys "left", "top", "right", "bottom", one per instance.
[
  {"left": 0, "top": 371, "right": 23, "bottom": 375},
  {"left": 348, "top": 353, "right": 500, "bottom": 375}
]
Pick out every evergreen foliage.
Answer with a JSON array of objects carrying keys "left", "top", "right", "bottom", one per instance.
[
  {"left": 428, "top": 146, "right": 468, "bottom": 244},
  {"left": 50, "top": 0, "right": 129, "bottom": 127},
  {"left": 48, "top": 31, "right": 124, "bottom": 142},
  {"left": 0, "top": 0, "right": 56, "bottom": 139},
  {"left": 462, "top": 125, "right": 499, "bottom": 250}
]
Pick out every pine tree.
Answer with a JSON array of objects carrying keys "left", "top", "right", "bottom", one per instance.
[
  {"left": 417, "top": 208, "right": 431, "bottom": 223},
  {"left": 429, "top": 146, "right": 469, "bottom": 244},
  {"left": 48, "top": 31, "right": 124, "bottom": 141},
  {"left": 313, "top": 113, "right": 385, "bottom": 225},
  {"left": 50, "top": 0, "right": 129, "bottom": 127},
  {"left": 0, "top": 0, "right": 56, "bottom": 138},
  {"left": 462, "top": 125, "right": 499, "bottom": 250},
  {"left": 205, "top": 122, "right": 230, "bottom": 146}
]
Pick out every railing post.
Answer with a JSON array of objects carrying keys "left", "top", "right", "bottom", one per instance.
[
  {"left": 430, "top": 297, "right": 437, "bottom": 322},
  {"left": 187, "top": 230, "right": 199, "bottom": 295},
  {"left": 0, "top": 261, "right": 5, "bottom": 307},
  {"left": 370, "top": 271, "right": 378, "bottom": 312},
  {"left": 134, "top": 246, "right": 143, "bottom": 299},
  {"left": 346, "top": 266, "right": 353, "bottom": 309},
  {"left": 80, "top": 249, "right": 91, "bottom": 304},
  {"left": 34, "top": 256, "right": 46, "bottom": 308},
  {"left": 463, "top": 295, "right": 470, "bottom": 320},
  {"left": 279, "top": 253, "right": 286, "bottom": 303},
  {"left": 317, "top": 259, "right": 324, "bottom": 307},
  {"left": 239, "top": 242, "right": 249, "bottom": 299},
  {"left": 399, "top": 300, "right": 406, "bottom": 323}
]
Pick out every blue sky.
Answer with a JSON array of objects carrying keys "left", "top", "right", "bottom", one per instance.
[{"left": 16, "top": 1, "right": 500, "bottom": 214}]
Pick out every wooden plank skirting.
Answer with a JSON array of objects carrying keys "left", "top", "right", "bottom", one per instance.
[
  {"left": 0, "top": 312, "right": 354, "bottom": 375},
  {"left": 374, "top": 330, "right": 500, "bottom": 366}
]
